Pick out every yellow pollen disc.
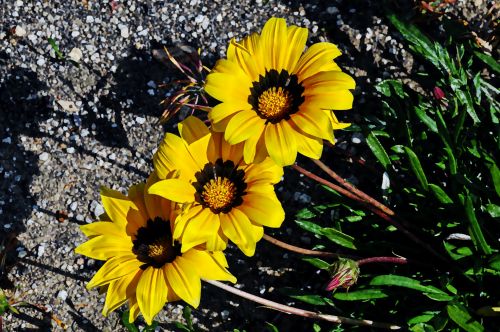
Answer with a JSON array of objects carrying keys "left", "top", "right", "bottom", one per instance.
[
  {"left": 258, "top": 87, "right": 292, "bottom": 119},
  {"left": 148, "top": 241, "right": 169, "bottom": 262},
  {"left": 202, "top": 177, "right": 237, "bottom": 212}
]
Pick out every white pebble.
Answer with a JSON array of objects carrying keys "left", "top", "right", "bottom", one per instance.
[
  {"left": 67, "top": 147, "right": 75, "bottom": 154},
  {"left": 120, "top": 26, "right": 129, "bottom": 38},
  {"left": 136, "top": 117, "right": 146, "bottom": 124},
  {"left": 2, "top": 137, "right": 11, "bottom": 144},
  {"left": 36, "top": 58, "right": 46, "bottom": 66},
  {"left": 70, "top": 201, "right": 78, "bottom": 211},
  {"left": 39, "top": 152, "right": 49, "bottom": 161},
  {"left": 68, "top": 47, "right": 83, "bottom": 63},
  {"left": 57, "top": 290, "right": 68, "bottom": 301},
  {"left": 37, "top": 244, "right": 45, "bottom": 257},
  {"left": 381, "top": 172, "right": 390, "bottom": 190}
]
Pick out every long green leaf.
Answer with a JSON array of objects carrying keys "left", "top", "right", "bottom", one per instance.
[
  {"left": 474, "top": 51, "right": 500, "bottom": 74},
  {"left": 295, "top": 220, "right": 323, "bottom": 236},
  {"left": 488, "top": 163, "right": 500, "bottom": 197},
  {"left": 446, "top": 302, "right": 484, "bottom": 332},
  {"left": 320, "top": 228, "right": 357, "bottom": 249},
  {"left": 414, "top": 105, "right": 438, "bottom": 133},
  {"left": 369, "top": 275, "right": 450, "bottom": 298},
  {"left": 121, "top": 310, "right": 139, "bottom": 332},
  {"left": 302, "top": 257, "right": 330, "bottom": 270},
  {"left": 404, "top": 147, "right": 429, "bottom": 190},
  {"left": 333, "top": 289, "right": 388, "bottom": 301},
  {"left": 464, "top": 194, "right": 492, "bottom": 255},
  {"left": 428, "top": 184, "right": 453, "bottom": 204},
  {"left": 367, "top": 132, "right": 391, "bottom": 169}
]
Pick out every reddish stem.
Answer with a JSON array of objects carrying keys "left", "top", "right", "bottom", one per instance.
[{"left": 357, "top": 257, "right": 408, "bottom": 266}]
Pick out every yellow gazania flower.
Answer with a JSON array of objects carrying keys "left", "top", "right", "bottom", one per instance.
[
  {"left": 75, "top": 176, "right": 236, "bottom": 325},
  {"left": 204, "top": 17, "right": 356, "bottom": 166},
  {"left": 149, "top": 116, "right": 285, "bottom": 256}
]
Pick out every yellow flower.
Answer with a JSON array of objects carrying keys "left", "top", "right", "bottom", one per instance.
[
  {"left": 149, "top": 116, "right": 285, "bottom": 256},
  {"left": 204, "top": 17, "right": 355, "bottom": 166},
  {"left": 75, "top": 176, "right": 236, "bottom": 325}
]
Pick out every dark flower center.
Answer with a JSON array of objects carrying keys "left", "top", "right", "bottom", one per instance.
[
  {"left": 192, "top": 159, "right": 247, "bottom": 214},
  {"left": 132, "top": 217, "right": 181, "bottom": 269},
  {"left": 248, "top": 69, "right": 305, "bottom": 124}
]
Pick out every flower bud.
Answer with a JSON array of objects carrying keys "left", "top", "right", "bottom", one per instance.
[
  {"left": 326, "top": 258, "right": 360, "bottom": 291},
  {"left": 433, "top": 86, "right": 445, "bottom": 100}
]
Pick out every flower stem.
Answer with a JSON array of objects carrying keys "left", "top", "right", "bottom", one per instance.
[
  {"left": 357, "top": 256, "right": 408, "bottom": 266},
  {"left": 291, "top": 164, "right": 450, "bottom": 266},
  {"left": 312, "top": 159, "right": 395, "bottom": 216},
  {"left": 262, "top": 234, "right": 342, "bottom": 258},
  {"left": 204, "top": 279, "right": 401, "bottom": 330}
]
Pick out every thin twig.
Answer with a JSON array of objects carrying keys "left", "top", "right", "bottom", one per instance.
[
  {"left": 357, "top": 256, "right": 408, "bottom": 266},
  {"left": 262, "top": 234, "right": 340, "bottom": 258},
  {"left": 312, "top": 159, "right": 395, "bottom": 216},
  {"left": 291, "top": 164, "right": 451, "bottom": 266},
  {"left": 205, "top": 280, "right": 401, "bottom": 330}
]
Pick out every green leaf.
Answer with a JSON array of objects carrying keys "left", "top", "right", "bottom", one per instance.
[
  {"left": 182, "top": 306, "right": 194, "bottom": 331},
  {"left": 428, "top": 184, "right": 453, "bottom": 204},
  {"left": 485, "top": 203, "right": 500, "bottom": 218},
  {"left": 143, "top": 321, "right": 159, "bottom": 332},
  {"left": 333, "top": 289, "right": 388, "bottom": 301},
  {"left": 320, "top": 228, "right": 357, "bottom": 249},
  {"left": 410, "top": 323, "right": 436, "bottom": 332},
  {"left": 464, "top": 194, "right": 492, "bottom": 255},
  {"left": 265, "top": 322, "right": 279, "bottom": 332},
  {"left": 446, "top": 302, "right": 484, "bottom": 332},
  {"left": 48, "top": 37, "right": 65, "bottom": 60},
  {"left": 404, "top": 146, "right": 429, "bottom": 190},
  {"left": 295, "top": 220, "right": 323, "bottom": 236},
  {"left": 367, "top": 132, "right": 391, "bottom": 169},
  {"left": 296, "top": 208, "right": 316, "bottom": 219},
  {"left": 488, "top": 163, "right": 500, "bottom": 197},
  {"left": 121, "top": 310, "right": 139, "bottom": 332},
  {"left": 474, "top": 51, "right": 500, "bottom": 74},
  {"left": 174, "top": 323, "right": 192, "bottom": 332},
  {"left": 408, "top": 311, "right": 440, "bottom": 324},
  {"left": 488, "top": 254, "right": 500, "bottom": 271},
  {"left": 424, "top": 291, "right": 454, "bottom": 302},
  {"left": 414, "top": 105, "right": 438, "bottom": 133},
  {"left": 288, "top": 293, "right": 330, "bottom": 306},
  {"left": 313, "top": 323, "right": 321, "bottom": 332},
  {"left": 369, "top": 275, "right": 450, "bottom": 299},
  {"left": 302, "top": 257, "right": 330, "bottom": 270}
]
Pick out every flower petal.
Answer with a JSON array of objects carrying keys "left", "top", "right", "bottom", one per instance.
[
  {"left": 305, "top": 90, "right": 354, "bottom": 111},
  {"left": 87, "top": 254, "right": 142, "bottom": 289},
  {"left": 144, "top": 173, "right": 172, "bottom": 222},
  {"left": 302, "top": 71, "right": 356, "bottom": 93},
  {"left": 290, "top": 108, "right": 332, "bottom": 140},
  {"left": 182, "top": 249, "right": 236, "bottom": 283},
  {"left": 280, "top": 24, "right": 308, "bottom": 72},
  {"left": 148, "top": 179, "right": 196, "bottom": 204},
  {"left": 164, "top": 258, "right": 201, "bottom": 308},
  {"left": 220, "top": 209, "right": 257, "bottom": 256},
  {"left": 103, "top": 269, "right": 142, "bottom": 316},
  {"left": 244, "top": 157, "right": 283, "bottom": 185},
  {"left": 225, "top": 109, "right": 266, "bottom": 145},
  {"left": 128, "top": 296, "right": 140, "bottom": 323},
  {"left": 100, "top": 187, "right": 134, "bottom": 230},
  {"left": 264, "top": 121, "right": 298, "bottom": 166},
  {"left": 209, "top": 103, "right": 246, "bottom": 125},
  {"left": 180, "top": 208, "right": 221, "bottom": 252},
  {"left": 243, "top": 129, "right": 267, "bottom": 164},
  {"left": 80, "top": 221, "right": 123, "bottom": 238},
  {"left": 205, "top": 59, "right": 252, "bottom": 103},
  {"left": 294, "top": 42, "right": 342, "bottom": 80},
  {"left": 153, "top": 133, "right": 199, "bottom": 180},
  {"left": 75, "top": 235, "right": 132, "bottom": 261},
  {"left": 178, "top": 116, "right": 210, "bottom": 144},
  {"left": 288, "top": 122, "right": 324, "bottom": 159},
  {"left": 259, "top": 17, "right": 289, "bottom": 71},
  {"left": 137, "top": 267, "right": 169, "bottom": 325},
  {"left": 238, "top": 193, "right": 285, "bottom": 228}
]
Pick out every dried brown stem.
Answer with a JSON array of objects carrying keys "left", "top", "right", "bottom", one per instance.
[
  {"left": 357, "top": 256, "right": 408, "bottom": 266},
  {"left": 262, "top": 234, "right": 340, "bottom": 258},
  {"left": 205, "top": 280, "right": 401, "bottom": 329}
]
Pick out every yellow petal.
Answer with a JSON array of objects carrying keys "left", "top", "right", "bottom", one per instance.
[
  {"left": 290, "top": 108, "right": 332, "bottom": 140},
  {"left": 209, "top": 132, "right": 244, "bottom": 165},
  {"left": 186, "top": 134, "right": 210, "bottom": 170},
  {"left": 225, "top": 109, "right": 266, "bottom": 145},
  {"left": 220, "top": 209, "right": 257, "bottom": 256},
  {"left": 178, "top": 116, "right": 210, "bottom": 144},
  {"left": 329, "top": 111, "right": 351, "bottom": 130},
  {"left": 305, "top": 90, "right": 354, "bottom": 111},
  {"left": 80, "top": 221, "right": 123, "bottom": 238},
  {"left": 294, "top": 42, "right": 342, "bottom": 80},
  {"left": 128, "top": 296, "right": 140, "bottom": 324},
  {"left": 227, "top": 36, "right": 261, "bottom": 81},
  {"left": 153, "top": 133, "right": 199, "bottom": 180},
  {"left": 172, "top": 205, "right": 204, "bottom": 241},
  {"left": 209, "top": 103, "right": 245, "bottom": 125},
  {"left": 75, "top": 235, "right": 132, "bottom": 260},
  {"left": 205, "top": 228, "right": 228, "bottom": 252},
  {"left": 103, "top": 269, "right": 142, "bottom": 316},
  {"left": 264, "top": 121, "right": 298, "bottom": 166},
  {"left": 100, "top": 187, "right": 134, "bottom": 230},
  {"left": 144, "top": 173, "right": 172, "bottom": 222},
  {"left": 164, "top": 259, "right": 201, "bottom": 308},
  {"left": 205, "top": 60, "right": 252, "bottom": 103},
  {"left": 182, "top": 249, "right": 236, "bottom": 283},
  {"left": 288, "top": 122, "right": 324, "bottom": 159},
  {"left": 244, "top": 157, "right": 283, "bottom": 185},
  {"left": 280, "top": 24, "right": 308, "bottom": 72},
  {"left": 136, "top": 267, "right": 169, "bottom": 325},
  {"left": 243, "top": 129, "right": 268, "bottom": 164},
  {"left": 259, "top": 17, "right": 289, "bottom": 71},
  {"left": 302, "top": 70, "right": 356, "bottom": 92},
  {"left": 211, "top": 251, "right": 230, "bottom": 268},
  {"left": 238, "top": 193, "right": 285, "bottom": 228},
  {"left": 181, "top": 208, "right": 220, "bottom": 252},
  {"left": 87, "top": 254, "right": 142, "bottom": 289},
  {"left": 148, "top": 179, "right": 196, "bottom": 204}
]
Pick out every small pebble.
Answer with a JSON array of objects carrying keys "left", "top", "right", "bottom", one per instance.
[{"left": 39, "top": 152, "right": 49, "bottom": 161}]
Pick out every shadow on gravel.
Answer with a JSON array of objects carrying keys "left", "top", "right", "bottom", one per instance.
[
  {"left": 0, "top": 55, "right": 51, "bottom": 289},
  {"left": 80, "top": 47, "right": 167, "bottom": 149}
]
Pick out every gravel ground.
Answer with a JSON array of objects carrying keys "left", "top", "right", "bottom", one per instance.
[{"left": 0, "top": 0, "right": 494, "bottom": 331}]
